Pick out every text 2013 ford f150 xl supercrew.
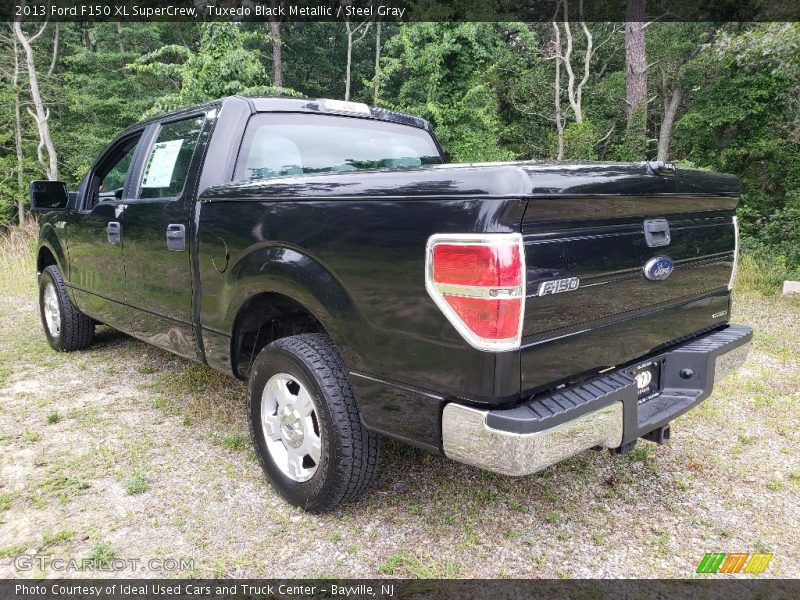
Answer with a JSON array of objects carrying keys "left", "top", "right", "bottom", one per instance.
[{"left": 30, "top": 96, "right": 751, "bottom": 512}]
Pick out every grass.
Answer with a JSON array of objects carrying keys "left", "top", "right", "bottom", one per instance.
[
  {"left": 22, "top": 430, "right": 41, "bottom": 443},
  {"left": 42, "top": 529, "right": 75, "bottom": 548},
  {"left": 0, "top": 491, "right": 11, "bottom": 512},
  {"left": 46, "top": 411, "right": 61, "bottom": 425},
  {"left": 378, "top": 552, "right": 459, "bottom": 578},
  {"left": 146, "top": 365, "right": 247, "bottom": 428},
  {"left": 34, "top": 473, "right": 91, "bottom": 504},
  {"left": 208, "top": 429, "right": 249, "bottom": 451},
  {"left": 735, "top": 253, "right": 798, "bottom": 296},
  {"left": 124, "top": 472, "right": 149, "bottom": 496},
  {"left": 0, "top": 221, "right": 37, "bottom": 296},
  {"left": 0, "top": 544, "right": 27, "bottom": 559},
  {"left": 766, "top": 479, "right": 784, "bottom": 492},
  {"left": 89, "top": 541, "right": 115, "bottom": 567}
]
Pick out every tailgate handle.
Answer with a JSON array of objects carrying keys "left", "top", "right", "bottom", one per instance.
[{"left": 644, "top": 218, "right": 671, "bottom": 247}]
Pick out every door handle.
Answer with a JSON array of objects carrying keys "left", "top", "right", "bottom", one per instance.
[
  {"left": 166, "top": 224, "right": 186, "bottom": 252},
  {"left": 107, "top": 221, "right": 121, "bottom": 245}
]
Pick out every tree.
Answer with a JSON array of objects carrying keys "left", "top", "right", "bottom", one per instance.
[
  {"left": 373, "top": 21, "right": 381, "bottom": 104},
  {"left": 12, "top": 33, "right": 25, "bottom": 222},
  {"left": 377, "top": 23, "right": 524, "bottom": 161},
  {"left": 552, "top": 20, "right": 565, "bottom": 159},
  {"left": 546, "top": 2, "right": 618, "bottom": 159},
  {"left": 560, "top": 6, "right": 593, "bottom": 124},
  {"left": 624, "top": 0, "right": 647, "bottom": 133},
  {"left": 648, "top": 23, "right": 716, "bottom": 161},
  {"left": 673, "top": 23, "right": 800, "bottom": 267},
  {"left": 129, "top": 23, "right": 300, "bottom": 117},
  {"left": 267, "top": 0, "right": 283, "bottom": 87},
  {"left": 13, "top": 15, "right": 58, "bottom": 180},
  {"left": 341, "top": 1, "right": 372, "bottom": 101}
]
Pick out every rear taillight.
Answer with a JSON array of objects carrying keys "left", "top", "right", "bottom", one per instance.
[
  {"left": 729, "top": 216, "right": 739, "bottom": 291},
  {"left": 426, "top": 234, "right": 525, "bottom": 351}
]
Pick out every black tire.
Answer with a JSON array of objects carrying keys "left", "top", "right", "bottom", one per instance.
[
  {"left": 247, "top": 333, "right": 380, "bottom": 512},
  {"left": 38, "top": 264, "right": 95, "bottom": 352}
]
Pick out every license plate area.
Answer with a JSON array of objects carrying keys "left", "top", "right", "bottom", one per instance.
[{"left": 627, "top": 359, "right": 664, "bottom": 405}]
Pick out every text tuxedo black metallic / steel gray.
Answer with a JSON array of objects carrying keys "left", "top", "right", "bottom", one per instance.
[{"left": 30, "top": 96, "right": 751, "bottom": 511}]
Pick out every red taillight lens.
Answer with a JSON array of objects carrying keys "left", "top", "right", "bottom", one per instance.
[
  {"left": 433, "top": 244, "right": 522, "bottom": 287},
  {"left": 426, "top": 235, "right": 525, "bottom": 351},
  {"left": 443, "top": 296, "right": 522, "bottom": 339}
]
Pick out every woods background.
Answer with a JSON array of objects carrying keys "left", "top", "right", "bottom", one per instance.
[{"left": 1, "top": 17, "right": 798, "bottom": 280}]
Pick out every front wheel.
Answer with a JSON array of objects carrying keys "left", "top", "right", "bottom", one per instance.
[
  {"left": 247, "top": 334, "right": 380, "bottom": 512},
  {"left": 38, "top": 264, "right": 95, "bottom": 352}
]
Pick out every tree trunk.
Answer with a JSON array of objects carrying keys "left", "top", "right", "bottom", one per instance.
[
  {"left": 13, "top": 34, "right": 25, "bottom": 224},
  {"left": 373, "top": 21, "right": 381, "bottom": 105},
  {"left": 268, "top": 8, "right": 283, "bottom": 88},
  {"left": 552, "top": 22, "right": 564, "bottom": 160},
  {"left": 116, "top": 22, "right": 124, "bottom": 53},
  {"left": 344, "top": 26, "right": 353, "bottom": 101},
  {"left": 14, "top": 18, "right": 59, "bottom": 181},
  {"left": 48, "top": 23, "right": 59, "bottom": 76},
  {"left": 559, "top": 0, "right": 593, "bottom": 125},
  {"left": 657, "top": 79, "right": 681, "bottom": 161},
  {"left": 624, "top": 0, "right": 647, "bottom": 128},
  {"left": 343, "top": 17, "right": 370, "bottom": 102},
  {"left": 562, "top": 21, "right": 582, "bottom": 123}
]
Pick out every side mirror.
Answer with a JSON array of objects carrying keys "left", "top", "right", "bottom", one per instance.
[{"left": 30, "top": 180, "right": 69, "bottom": 211}]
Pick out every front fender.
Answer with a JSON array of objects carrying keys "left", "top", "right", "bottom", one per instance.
[{"left": 38, "top": 222, "right": 69, "bottom": 279}]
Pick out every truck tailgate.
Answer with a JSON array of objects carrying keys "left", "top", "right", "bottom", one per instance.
[{"left": 519, "top": 164, "right": 739, "bottom": 394}]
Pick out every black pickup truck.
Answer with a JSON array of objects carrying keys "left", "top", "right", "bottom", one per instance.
[{"left": 30, "top": 96, "right": 751, "bottom": 512}]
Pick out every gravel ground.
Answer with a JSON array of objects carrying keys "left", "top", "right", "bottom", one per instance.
[{"left": 0, "top": 288, "right": 798, "bottom": 579}]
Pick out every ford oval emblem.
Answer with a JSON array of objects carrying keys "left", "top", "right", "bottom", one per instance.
[{"left": 644, "top": 256, "right": 674, "bottom": 281}]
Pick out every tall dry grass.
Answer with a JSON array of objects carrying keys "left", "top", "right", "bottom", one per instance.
[
  {"left": 734, "top": 253, "right": 796, "bottom": 296},
  {"left": 0, "top": 220, "right": 38, "bottom": 297}
]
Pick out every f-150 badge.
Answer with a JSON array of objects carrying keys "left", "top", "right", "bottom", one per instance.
[{"left": 537, "top": 277, "right": 580, "bottom": 296}]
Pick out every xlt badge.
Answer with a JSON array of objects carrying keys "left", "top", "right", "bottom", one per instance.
[{"left": 537, "top": 277, "right": 580, "bottom": 296}]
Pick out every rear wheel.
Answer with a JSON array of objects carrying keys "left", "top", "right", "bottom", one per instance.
[
  {"left": 38, "top": 264, "right": 95, "bottom": 352},
  {"left": 247, "top": 333, "right": 380, "bottom": 512}
]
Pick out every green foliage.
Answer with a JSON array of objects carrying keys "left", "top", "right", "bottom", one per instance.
[
  {"left": 562, "top": 121, "right": 600, "bottom": 160},
  {"left": 0, "top": 21, "right": 797, "bottom": 269},
  {"left": 377, "top": 23, "right": 520, "bottom": 162},
  {"left": 672, "top": 23, "right": 800, "bottom": 267},
  {"left": 611, "top": 107, "right": 648, "bottom": 161},
  {"left": 129, "top": 23, "right": 302, "bottom": 117}
]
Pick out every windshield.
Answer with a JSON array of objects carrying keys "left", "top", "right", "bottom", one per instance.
[{"left": 235, "top": 113, "right": 442, "bottom": 182}]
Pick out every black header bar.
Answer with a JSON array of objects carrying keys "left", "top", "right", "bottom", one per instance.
[{"left": 4, "top": 0, "right": 800, "bottom": 23}]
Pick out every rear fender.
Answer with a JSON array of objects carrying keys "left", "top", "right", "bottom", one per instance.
[{"left": 222, "top": 243, "right": 363, "bottom": 366}]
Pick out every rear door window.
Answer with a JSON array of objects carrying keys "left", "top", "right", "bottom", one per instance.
[
  {"left": 234, "top": 113, "right": 442, "bottom": 182},
  {"left": 138, "top": 116, "right": 205, "bottom": 199}
]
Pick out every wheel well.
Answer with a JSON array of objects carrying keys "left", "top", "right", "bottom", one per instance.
[
  {"left": 231, "top": 292, "right": 325, "bottom": 379},
  {"left": 37, "top": 247, "right": 57, "bottom": 274}
]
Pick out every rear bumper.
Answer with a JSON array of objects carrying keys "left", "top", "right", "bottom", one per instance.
[{"left": 442, "top": 324, "right": 752, "bottom": 476}]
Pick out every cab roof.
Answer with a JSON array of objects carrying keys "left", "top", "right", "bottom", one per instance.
[{"left": 120, "top": 95, "right": 433, "bottom": 137}]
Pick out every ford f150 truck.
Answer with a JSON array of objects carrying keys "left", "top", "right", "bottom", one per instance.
[{"left": 30, "top": 96, "right": 751, "bottom": 512}]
